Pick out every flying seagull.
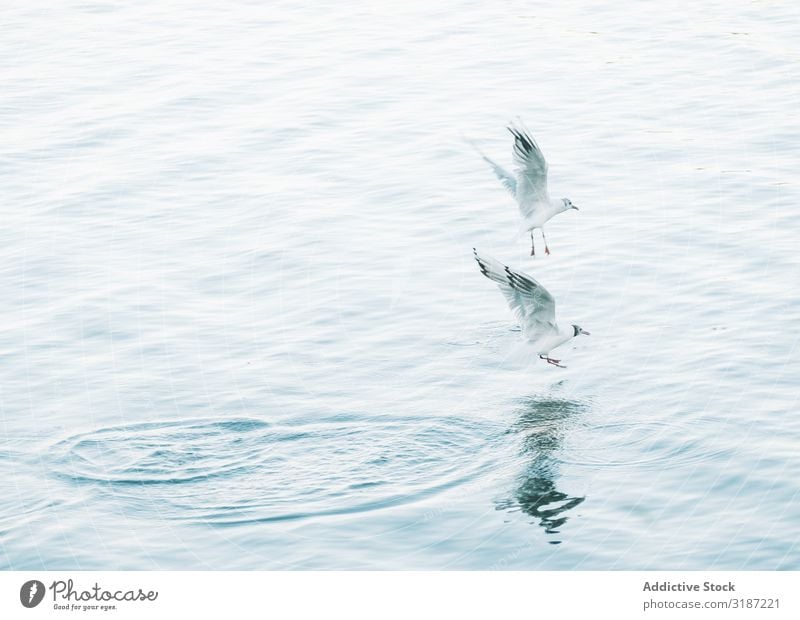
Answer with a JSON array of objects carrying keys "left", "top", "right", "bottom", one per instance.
[
  {"left": 473, "top": 248, "right": 589, "bottom": 367},
  {"left": 474, "top": 120, "right": 578, "bottom": 256}
]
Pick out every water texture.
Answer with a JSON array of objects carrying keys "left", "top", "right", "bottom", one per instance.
[{"left": 1, "top": 0, "right": 799, "bottom": 569}]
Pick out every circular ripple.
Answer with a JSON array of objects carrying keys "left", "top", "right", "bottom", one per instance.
[
  {"left": 554, "top": 420, "right": 731, "bottom": 470},
  {"left": 50, "top": 415, "right": 500, "bottom": 525},
  {"left": 51, "top": 419, "right": 273, "bottom": 484}
]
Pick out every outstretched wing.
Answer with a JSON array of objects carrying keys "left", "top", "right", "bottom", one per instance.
[
  {"left": 473, "top": 248, "right": 556, "bottom": 337},
  {"left": 508, "top": 120, "right": 549, "bottom": 208},
  {"left": 467, "top": 138, "right": 517, "bottom": 197}
]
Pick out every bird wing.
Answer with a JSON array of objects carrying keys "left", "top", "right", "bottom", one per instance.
[
  {"left": 473, "top": 249, "right": 557, "bottom": 337},
  {"left": 508, "top": 120, "right": 549, "bottom": 212},
  {"left": 468, "top": 139, "right": 517, "bottom": 197}
]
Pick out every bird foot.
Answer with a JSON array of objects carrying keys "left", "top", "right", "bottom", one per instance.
[
  {"left": 545, "top": 247, "right": 551, "bottom": 255},
  {"left": 539, "top": 355, "right": 566, "bottom": 368}
]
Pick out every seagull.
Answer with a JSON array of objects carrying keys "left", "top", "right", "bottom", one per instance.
[
  {"left": 473, "top": 248, "right": 589, "bottom": 367},
  {"left": 474, "top": 120, "right": 578, "bottom": 256}
]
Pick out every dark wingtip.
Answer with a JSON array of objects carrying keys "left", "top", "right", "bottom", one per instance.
[{"left": 507, "top": 123, "right": 534, "bottom": 154}]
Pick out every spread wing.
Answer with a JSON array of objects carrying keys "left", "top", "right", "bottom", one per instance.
[
  {"left": 473, "top": 249, "right": 556, "bottom": 337},
  {"left": 508, "top": 120, "right": 549, "bottom": 210},
  {"left": 468, "top": 138, "right": 517, "bottom": 197}
]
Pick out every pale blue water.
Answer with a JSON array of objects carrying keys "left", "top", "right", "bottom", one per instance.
[{"left": 2, "top": 0, "right": 799, "bottom": 569}]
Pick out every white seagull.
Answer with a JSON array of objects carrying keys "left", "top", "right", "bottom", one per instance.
[
  {"left": 475, "top": 120, "right": 578, "bottom": 256},
  {"left": 473, "top": 248, "right": 589, "bottom": 367}
]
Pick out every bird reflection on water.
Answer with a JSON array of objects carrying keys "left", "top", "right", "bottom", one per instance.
[{"left": 496, "top": 397, "right": 586, "bottom": 543}]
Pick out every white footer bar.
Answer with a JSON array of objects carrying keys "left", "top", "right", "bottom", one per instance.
[{"left": 1, "top": 571, "right": 796, "bottom": 619}]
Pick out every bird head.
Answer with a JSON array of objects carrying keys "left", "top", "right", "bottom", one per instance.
[
  {"left": 562, "top": 198, "right": 579, "bottom": 211},
  {"left": 572, "top": 324, "right": 590, "bottom": 337}
]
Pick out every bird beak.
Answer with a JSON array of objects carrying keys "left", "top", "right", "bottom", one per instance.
[
  {"left": 571, "top": 205, "right": 579, "bottom": 210},
  {"left": 582, "top": 330, "right": 591, "bottom": 336}
]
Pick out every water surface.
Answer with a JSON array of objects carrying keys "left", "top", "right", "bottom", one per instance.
[{"left": 1, "top": 0, "right": 799, "bottom": 569}]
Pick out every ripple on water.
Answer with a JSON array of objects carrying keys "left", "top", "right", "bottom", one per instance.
[
  {"left": 555, "top": 420, "right": 730, "bottom": 470},
  {"left": 49, "top": 415, "right": 500, "bottom": 525}
]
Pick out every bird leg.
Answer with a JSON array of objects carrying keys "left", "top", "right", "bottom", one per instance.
[
  {"left": 530, "top": 231, "right": 536, "bottom": 257},
  {"left": 542, "top": 229, "right": 551, "bottom": 255},
  {"left": 539, "top": 354, "right": 566, "bottom": 368}
]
